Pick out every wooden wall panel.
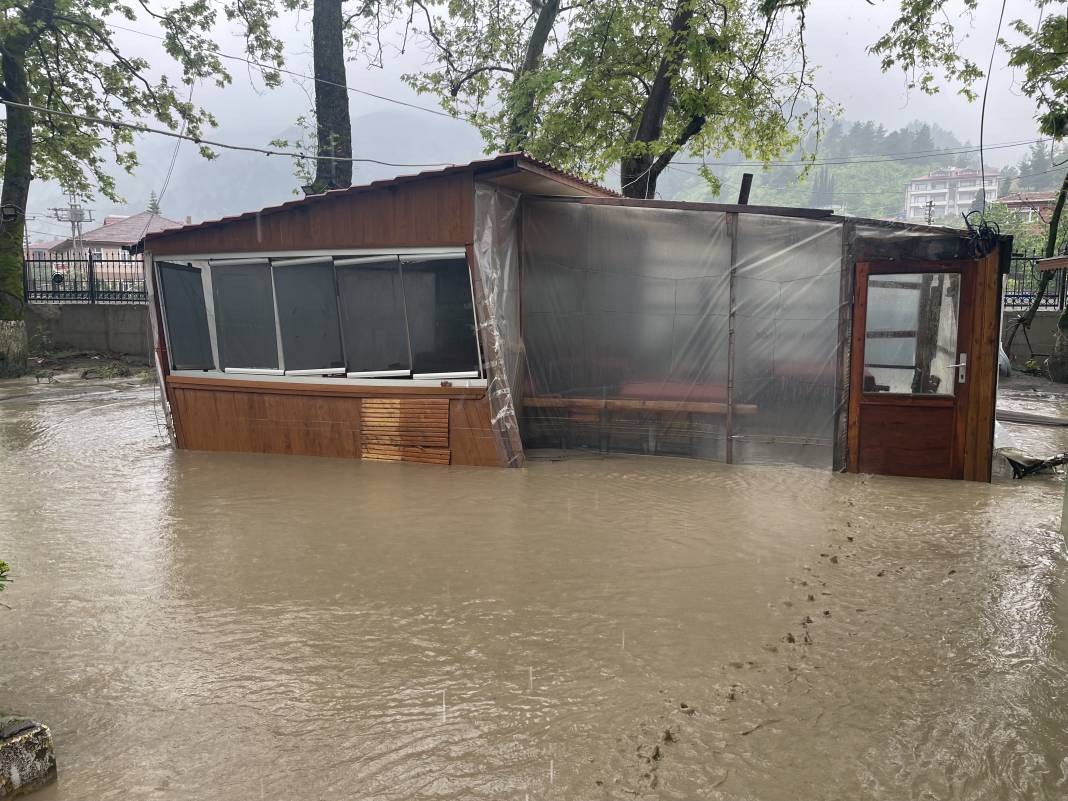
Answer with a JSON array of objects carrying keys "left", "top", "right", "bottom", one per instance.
[
  {"left": 148, "top": 173, "right": 472, "bottom": 256},
  {"left": 166, "top": 377, "right": 510, "bottom": 467},
  {"left": 450, "top": 397, "right": 505, "bottom": 466},
  {"left": 171, "top": 387, "right": 361, "bottom": 458},
  {"left": 963, "top": 252, "right": 1001, "bottom": 481},
  {"left": 857, "top": 404, "right": 955, "bottom": 478}
]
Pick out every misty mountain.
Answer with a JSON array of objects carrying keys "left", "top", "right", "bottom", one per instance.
[{"left": 28, "top": 110, "right": 485, "bottom": 236}]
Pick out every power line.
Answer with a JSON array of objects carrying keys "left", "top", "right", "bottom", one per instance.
[
  {"left": 978, "top": 0, "right": 1009, "bottom": 213},
  {"left": 674, "top": 137, "right": 1051, "bottom": 169},
  {"left": 0, "top": 99, "right": 454, "bottom": 167},
  {"left": 108, "top": 22, "right": 455, "bottom": 120}
]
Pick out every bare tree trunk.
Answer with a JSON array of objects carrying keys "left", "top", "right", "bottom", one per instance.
[
  {"left": 504, "top": 0, "right": 562, "bottom": 152},
  {"left": 0, "top": 0, "right": 54, "bottom": 375},
  {"left": 1016, "top": 168, "right": 1068, "bottom": 329},
  {"left": 311, "top": 0, "right": 352, "bottom": 191},
  {"left": 1042, "top": 170, "right": 1068, "bottom": 381}
]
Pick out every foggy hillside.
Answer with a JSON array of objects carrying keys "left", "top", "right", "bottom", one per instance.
[{"left": 27, "top": 110, "right": 485, "bottom": 237}]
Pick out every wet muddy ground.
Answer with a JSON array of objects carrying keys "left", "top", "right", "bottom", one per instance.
[{"left": 1, "top": 376, "right": 1067, "bottom": 800}]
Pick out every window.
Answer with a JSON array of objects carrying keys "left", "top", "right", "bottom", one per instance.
[
  {"left": 863, "top": 272, "right": 960, "bottom": 395},
  {"left": 159, "top": 250, "right": 484, "bottom": 382},
  {"left": 401, "top": 255, "right": 481, "bottom": 378},
  {"left": 158, "top": 261, "right": 214, "bottom": 370},
  {"left": 336, "top": 256, "right": 411, "bottom": 376},
  {"left": 273, "top": 258, "right": 345, "bottom": 374},
  {"left": 211, "top": 260, "right": 281, "bottom": 373}
]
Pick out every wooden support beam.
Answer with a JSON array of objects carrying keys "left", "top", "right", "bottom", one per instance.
[{"left": 1036, "top": 255, "right": 1068, "bottom": 272}]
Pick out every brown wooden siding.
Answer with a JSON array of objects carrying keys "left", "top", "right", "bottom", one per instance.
[
  {"left": 148, "top": 172, "right": 474, "bottom": 256},
  {"left": 962, "top": 252, "right": 1000, "bottom": 481},
  {"left": 166, "top": 375, "right": 505, "bottom": 466}
]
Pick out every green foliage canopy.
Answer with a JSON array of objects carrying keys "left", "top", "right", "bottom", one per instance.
[{"left": 405, "top": 0, "right": 825, "bottom": 196}]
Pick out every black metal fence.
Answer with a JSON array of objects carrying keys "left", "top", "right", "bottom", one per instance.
[
  {"left": 1004, "top": 249, "right": 1066, "bottom": 311},
  {"left": 24, "top": 253, "right": 147, "bottom": 304},
  {"left": 19, "top": 248, "right": 1063, "bottom": 311}
]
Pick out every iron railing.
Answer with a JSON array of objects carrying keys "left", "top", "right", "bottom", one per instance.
[
  {"left": 1003, "top": 249, "right": 1066, "bottom": 311},
  {"left": 21, "top": 249, "right": 1061, "bottom": 310},
  {"left": 24, "top": 253, "right": 147, "bottom": 304}
]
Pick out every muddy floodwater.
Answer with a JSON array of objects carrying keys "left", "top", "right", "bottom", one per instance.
[{"left": 2, "top": 378, "right": 1068, "bottom": 800}]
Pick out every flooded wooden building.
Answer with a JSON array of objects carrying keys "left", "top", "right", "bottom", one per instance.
[{"left": 143, "top": 153, "right": 1011, "bottom": 480}]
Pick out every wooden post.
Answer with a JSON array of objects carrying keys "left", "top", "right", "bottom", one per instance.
[
  {"left": 737, "top": 173, "right": 753, "bottom": 205},
  {"left": 725, "top": 212, "right": 739, "bottom": 464}
]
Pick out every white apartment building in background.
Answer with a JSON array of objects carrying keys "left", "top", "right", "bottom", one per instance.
[{"left": 905, "top": 167, "right": 999, "bottom": 221}]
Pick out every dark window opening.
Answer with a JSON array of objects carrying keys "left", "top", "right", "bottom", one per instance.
[
  {"left": 158, "top": 261, "right": 214, "bottom": 370},
  {"left": 212, "top": 261, "right": 280, "bottom": 370},
  {"left": 402, "top": 256, "right": 480, "bottom": 376},
  {"left": 273, "top": 259, "right": 345, "bottom": 372}
]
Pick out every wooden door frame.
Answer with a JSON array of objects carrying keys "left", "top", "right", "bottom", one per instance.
[{"left": 847, "top": 259, "right": 978, "bottom": 478}]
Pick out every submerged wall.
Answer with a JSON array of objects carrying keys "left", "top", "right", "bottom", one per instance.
[{"left": 26, "top": 304, "right": 151, "bottom": 356}]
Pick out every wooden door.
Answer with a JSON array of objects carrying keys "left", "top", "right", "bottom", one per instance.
[{"left": 848, "top": 260, "right": 977, "bottom": 479}]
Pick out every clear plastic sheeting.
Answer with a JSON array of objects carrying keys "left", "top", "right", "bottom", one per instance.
[
  {"left": 733, "top": 215, "right": 842, "bottom": 467},
  {"left": 473, "top": 183, "right": 524, "bottom": 465},
  {"left": 519, "top": 199, "right": 843, "bottom": 468},
  {"left": 521, "top": 199, "right": 734, "bottom": 461}
]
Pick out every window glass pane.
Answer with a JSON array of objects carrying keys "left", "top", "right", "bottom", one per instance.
[
  {"left": 336, "top": 257, "right": 410, "bottom": 373},
  {"left": 864, "top": 271, "right": 959, "bottom": 395},
  {"left": 212, "top": 261, "right": 279, "bottom": 370},
  {"left": 401, "top": 256, "right": 480, "bottom": 375},
  {"left": 273, "top": 260, "right": 345, "bottom": 371},
  {"left": 158, "top": 261, "right": 214, "bottom": 370}
]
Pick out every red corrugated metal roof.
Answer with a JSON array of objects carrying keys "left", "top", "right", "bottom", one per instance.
[{"left": 143, "top": 152, "right": 618, "bottom": 243}]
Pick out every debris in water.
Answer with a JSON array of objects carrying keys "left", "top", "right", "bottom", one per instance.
[
  {"left": 680, "top": 702, "right": 696, "bottom": 715},
  {"left": 830, "top": 555, "right": 839, "bottom": 564},
  {"left": 877, "top": 570, "right": 886, "bottom": 577},
  {"left": 662, "top": 729, "right": 675, "bottom": 743},
  {"left": 823, "top": 610, "right": 831, "bottom": 617},
  {"left": 785, "top": 632, "right": 796, "bottom": 644},
  {"left": 948, "top": 569, "right": 957, "bottom": 575},
  {"left": 803, "top": 615, "right": 813, "bottom": 624},
  {"left": 740, "top": 718, "right": 781, "bottom": 736},
  {"left": 846, "top": 535, "right": 854, "bottom": 542},
  {"left": 807, "top": 593, "right": 815, "bottom": 602}
]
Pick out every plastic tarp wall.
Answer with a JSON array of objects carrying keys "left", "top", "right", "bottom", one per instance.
[
  {"left": 520, "top": 198, "right": 843, "bottom": 468},
  {"left": 733, "top": 215, "right": 843, "bottom": 467},
  {"left": 521, "top": 199, "right": 733, "bottom": 460},
  {"left": 473, "top": 183, "right": 524, "bottom": 465}
]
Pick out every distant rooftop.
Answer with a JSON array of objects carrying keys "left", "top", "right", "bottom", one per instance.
[
  {"left": 26, "top": 238, "right": 66, "bottom": 251},
  {"left": 910, "top": 167, "right": 1000, "bottom": 183},
  {"left": 998, "top": 191, "right": 1057, "bottom": 205},
  {"left": 82, "top": 211, "right": 183, "bottom": 245}
]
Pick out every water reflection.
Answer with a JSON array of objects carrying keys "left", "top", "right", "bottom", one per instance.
[{"left": 0, "top": 383, "right": 1065, "bottom": 800}]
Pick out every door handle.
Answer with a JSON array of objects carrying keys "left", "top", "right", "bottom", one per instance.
[{"left": 949, "top": 353, "right": 967, "bottom": 383}]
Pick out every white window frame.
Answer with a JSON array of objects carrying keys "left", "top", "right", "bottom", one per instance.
[{"left": 155, "top": 247, "right": 487, "bottom": 389}]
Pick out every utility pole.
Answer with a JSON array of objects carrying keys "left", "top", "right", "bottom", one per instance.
[{"left": 49, "top": 194, "right": 92, "bottom": 257}]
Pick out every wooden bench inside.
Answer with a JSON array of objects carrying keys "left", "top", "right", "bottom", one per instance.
[{"left": 521, "top": 395, "right": 759, "bottom": 455}]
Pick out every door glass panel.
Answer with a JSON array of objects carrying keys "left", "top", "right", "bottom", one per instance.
[{"left": 863, "top": 271, "right": 959, "bottom": 395}]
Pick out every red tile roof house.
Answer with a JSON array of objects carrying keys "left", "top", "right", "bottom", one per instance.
[
  {"left": 997, "top": 191, "right": 1058, "bottom": 224},
  {"left": 28, "top": 210, "right": 183, "bottom": 283}
]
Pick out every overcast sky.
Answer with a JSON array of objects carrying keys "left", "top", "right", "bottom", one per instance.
[{"left": 26, "top": 0, "right": 1047, "bottom": 238}]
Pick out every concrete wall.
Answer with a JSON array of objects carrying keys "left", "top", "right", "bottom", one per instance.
[
  {"left": 1002, "top": 309, "right": 1061, "bottom": 361},
  {"left": 26, "top": 303, "right": 151, "bottom": 357}
]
